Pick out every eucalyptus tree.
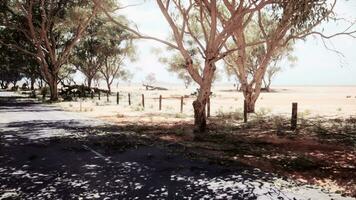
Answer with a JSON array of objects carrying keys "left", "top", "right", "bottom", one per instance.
[
  {"left": 0, "top": 20, "right": 40, "bottom": 90},
  {"left": 58, "top": 64, "right": 77, "bottom": 87},
  {"left": 95, "top": 0, "right": 355, "bottom": 132},
  {"left": 262, "top": 46, "right": 297, "bottom": 92},
  {"left": 70, "top": 14, "right": 135, "bottom": 92},
  {"left": 0, "top": 0, "right": 101, "bottom": 101},
  {"left": 143, "top": 73, "right": 157, "bottom": 87},
  {"left": 0, "top": 49, "right": 23, "bottom": 89},
  {"left": 100, "top": 55, "right": 133, "bottom": 93},
  {"left": 157, "top": 42, "right": 200, "bottom": 89},
  {"left": 223, "top": 0, "right": 355, "bottom": 112},
  {"left": 99, "top": 37, "right": 135, "bottom": 93},
  {"left": 95, "top": 0, "right": 269, "bottom": 132},
  {"left": 70, "top": 17, "right": 107, "bottom": 88},
  {"left": 225, "top": 39, "right": 296, "bottom": 93}
]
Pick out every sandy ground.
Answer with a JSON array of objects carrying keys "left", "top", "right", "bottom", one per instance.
[{"left": 56, "top": 86, "right": 356, "bottom": 124}]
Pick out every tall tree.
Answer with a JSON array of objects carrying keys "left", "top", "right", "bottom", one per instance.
[
  {"left": 70, "top": 14, "right": 135, "bottom": 92},
  {"left": 95, "top": 0, "right": 355, "bottom": 132},
  {"left": 58, "top": 64, "right": 77, "bottom": 86},
  {"left": 0, "top": 0, "right": 100, "bottom": 101},
  {"left": 0, "top": 22, "right": 38, "bottom": 90},
  {"left": 100, "top": 55, "right": 133, "bottom": 93},
  {"left": 143, "top": 73, "right": 157, "bottom": 87},
  {"left": 70, "top": 17, "right": 106, "bottom": 88},
  {"left": 95, "top": 0, "right": 270, "bottom": 132},
  {"left": 225, "top": 40, "right": 296, "bottom": 93},
  {"left": 223, "top": 0, "right": 355, "bottom": 112}
]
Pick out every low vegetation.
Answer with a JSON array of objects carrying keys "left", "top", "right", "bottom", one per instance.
[{"left": 100, "top": 112, "right": 356, "bottom": 197}]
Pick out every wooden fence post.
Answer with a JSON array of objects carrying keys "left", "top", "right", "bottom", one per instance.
[
  {"left": 117, "top": 92, "right": 119, "bottom": 105},
  {"left": 31, "top": 90, "right": 36, "bottom": 98},
  {"left": 81, "top": 84, "right": 84, "bottom": 98},
  {"left": 244, "top": 100, "right": 248, "bottom": 123},
  {"left": 142, "top": 94, "right": 145, "bottom": 108},
  {"left": 180, "top": 96, "right": 183, "bottom": 113},
  {"left": 159, "top": 95, "right": 162, "bottom": 110},
  {"left": 207, "top": 97, "right": 210, "bottom": 118},
  {"left": 291, "top": 102, "right": 298, "bottom": 130},
  {"left": 128, "top": 93, "right": 131, "bottom": 105}
]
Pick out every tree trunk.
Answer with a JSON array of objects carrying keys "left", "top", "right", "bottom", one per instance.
[
  {"left": 193, "top": 93, "right": 208, "bottom": 133},
  {"left": 265, "top": 85, "right": 271, "bottom": 92},
  {"left": 245, "top": 95, "right": 256, "bottom": 113},
  {"left": 37, "top": 79, "right": 43, "bottom": 89},
  {"left": 192, "top": 61, "right": 216, "bottom": 133},
  {"left": 30, "top": 77, "right": 35, "bottom": 90},
  {"left": 87, "top": 78, "right": 92, "bottom": 88},
  {"left": 241, "top": 84, "right": 257, "bottom": 113},
  {"left": 48, "top": 77, "right": 59, "bottom": 101},
  {"left": 106, "top": 80, "right": 111, "bottom": 94},
  {"left": 266, "top": 79, "right": 271, "bottom": 92}
]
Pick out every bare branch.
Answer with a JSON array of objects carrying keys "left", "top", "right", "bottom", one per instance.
[{"left": 93, "top": 0, "right": 179, "bottom": 50}]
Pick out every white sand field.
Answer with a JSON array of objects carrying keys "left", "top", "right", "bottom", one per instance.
[{"left": 56, "top": 85, "right": 356, "bottom": 123}]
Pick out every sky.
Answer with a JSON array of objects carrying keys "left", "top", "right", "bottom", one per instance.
[{"left": 118, "top": 0, "right": 356, "bottom": 86}]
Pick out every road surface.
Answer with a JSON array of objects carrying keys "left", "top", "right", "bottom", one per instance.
[{"left": 0, "top": 92, "right": 353, "bottom": 200}]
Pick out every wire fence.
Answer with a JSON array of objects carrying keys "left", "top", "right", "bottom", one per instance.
[{"left": 38, "top": 88, "right": 356, "bottom": 130}]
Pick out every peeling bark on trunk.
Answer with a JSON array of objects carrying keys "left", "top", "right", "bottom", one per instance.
[
  {"left": 193, "top": 63, "right": 215, "bottom": 133},
  {"left": 245, "top": 94, "right": 257, "bottom": 113},
  {"left": 241, "top": 84, "right": 258, "bottom": 113},
  {"left": 193, "top": 90, "right": 208, "bottom": 133},
  {"left": 48, "top": 77, "right": 58, "bottom": 101}
]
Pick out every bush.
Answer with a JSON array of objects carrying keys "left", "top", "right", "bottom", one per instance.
[
  {"left": 40, "top": 87, "right": 49, "bottom": 96},
  {"left": 216, "top": 108, "right": 243, "bottom": 120}
]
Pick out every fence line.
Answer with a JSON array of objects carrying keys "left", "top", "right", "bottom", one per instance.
[{"left": 73, "top": 91, "right": 308, "bottom": 127}]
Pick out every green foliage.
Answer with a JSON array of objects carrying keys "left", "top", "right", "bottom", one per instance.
[
  {"left": 175, "top": 113, "right": 188, "bottom": 119},
  {"left": 225, "top": 13, "right": 297, "bottom": 88},
  {"left": 58, "top": 65, "right": 77, "bottom": 86},
  {"left": 216, "top": 108, "right": 243, "bottom": 121},
  {"left": 133, "top": 105, "right": 144, "bottom": 112},
  {"left": 255, "top": 108, "right": 272, "bottom": 118},
  {"left": 0, "top": 28, "right": 37, "bottom": 88},
  {"left": 271, "top": 0, "right": 330, "bottom": 31},
  {"left": 0, "top": 0, "right": 111, "bottom": 100},
  {"left": 40, "top": 87, "right": 49, "bottom": 96},
  {"left": 70, "top": 14, "right": 135, "bottom": 90}
]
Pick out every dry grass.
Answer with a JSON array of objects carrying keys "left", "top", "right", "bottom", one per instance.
[{"left": 54, "top": 85, "right": 356, "bottom": 197}]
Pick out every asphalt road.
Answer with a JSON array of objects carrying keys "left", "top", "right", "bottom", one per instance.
[{"left": 0, "top": 92, "right": 353, "bottom": 200}]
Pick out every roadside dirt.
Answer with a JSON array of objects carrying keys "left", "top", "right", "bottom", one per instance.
[{"left": 99, "top": 115, "right": 356, "bottom": 197}]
